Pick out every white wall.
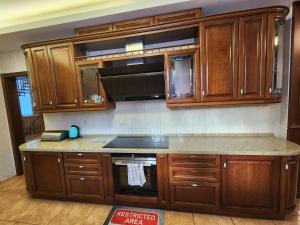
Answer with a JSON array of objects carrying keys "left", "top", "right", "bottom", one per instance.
[{"left": 0, "top": 50, "right": 27, "bottom": 181}]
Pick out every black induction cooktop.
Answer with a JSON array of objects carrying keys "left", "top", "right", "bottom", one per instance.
[{"left": 103, "top": 136, "right": 169, "bottom": 149}]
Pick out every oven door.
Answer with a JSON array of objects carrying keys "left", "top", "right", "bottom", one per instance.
[{"left": 112, "top": 153, "right": 158, "bottom": 197}]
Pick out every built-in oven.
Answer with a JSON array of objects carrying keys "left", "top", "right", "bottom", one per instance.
[{"left": 112, "top": 153, "right": 157, "bottom": 197}]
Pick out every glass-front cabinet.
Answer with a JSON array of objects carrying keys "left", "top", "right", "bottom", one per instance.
[
  {"left": 165, "top": 49, "right": 199, "bottom": 104},
  {"left": 266, "top": 14, "right": 285, "bottom": 99},
  {"left": 76, "top": 62, "right": 107, "bottom": 108}
]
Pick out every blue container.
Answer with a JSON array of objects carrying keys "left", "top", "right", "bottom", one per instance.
[{"left": 69, "top": 125, "right": 80, "bottom": 139}]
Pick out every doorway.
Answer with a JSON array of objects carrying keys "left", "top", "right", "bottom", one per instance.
[{"left": 1, "top": 72, "right": 44, "bottom": 175}]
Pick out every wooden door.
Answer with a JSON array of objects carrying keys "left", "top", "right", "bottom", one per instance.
[
  {"left": 30, "top": 46, "right": 55, "bottom": 110},
  {"left": 157, "top": 154, "right": 170, "bottom": 208},
  {"left": 47, "top": 43, "right": 78, "bottom": 109},
  {"left": 200, "top": 18, "right": 238, "bottom": 102},
  {"left": 30, "top": 152, "right": 66, "bottom": 197},
  {"left": 238, "top": 14, "right": 267, "bottom": 100},
  {"left": 222, "top": 156, "right": 280, "bottom": 216}
]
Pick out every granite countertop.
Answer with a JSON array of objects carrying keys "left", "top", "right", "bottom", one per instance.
[{"left": 19, "top": 134, "right": 300, "bottom": 156}]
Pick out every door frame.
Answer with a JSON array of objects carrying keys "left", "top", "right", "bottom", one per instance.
[{"left": 1, "top": 71, "right": 28, "bottom": 175}]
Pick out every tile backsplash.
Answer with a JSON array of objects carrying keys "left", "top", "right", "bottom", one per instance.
[{"left": 44, "top": 100, "right": 283, "bottom": 136}]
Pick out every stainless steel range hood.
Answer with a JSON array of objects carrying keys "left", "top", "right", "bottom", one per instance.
[{"left": 98, "top": 61, "right": 165, "bottom": 102}]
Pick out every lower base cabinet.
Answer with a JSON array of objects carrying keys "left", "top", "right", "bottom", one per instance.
[
  {"left": 66, "top": 175, "right": 104, "bottom": 200},
  {"left": 21, "top": 151, "right": 299, "bottom": 219},
  {"left": 170, "top": 181, "right": 220, "bottom": 210}
]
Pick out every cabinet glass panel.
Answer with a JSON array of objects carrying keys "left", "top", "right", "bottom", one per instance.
[
  {"left": 80, "top": 65, "right": 103, "bottom": 104},
  {"left": 169, "top": 54, "right": 195, "bottom": 99},
  {"left": 271, "top": 18, "right": 285, "bottom": 94}
]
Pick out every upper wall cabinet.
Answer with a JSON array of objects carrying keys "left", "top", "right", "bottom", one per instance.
[
  {"left": 238, "top": 14, "right": 267, "bottom": 100},
  {"left": 23, "top": 6, "right": 289, "bottom": 111},
  {"left": 47, "top": 43, "right": 79, "bottom": 109},
  {"left": 200, "top": 18, "right": 238, "bottom": 102},
  {"left": 266, "top": 13, "right": 286, "bottom": 100},
  {"left": 165, "top": 49, "right": 200, "bottom": 104}
]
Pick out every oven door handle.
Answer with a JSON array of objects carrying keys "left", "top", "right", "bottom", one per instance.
[{"left": 112, "top": 160, "right": 156, "bottom": 166}]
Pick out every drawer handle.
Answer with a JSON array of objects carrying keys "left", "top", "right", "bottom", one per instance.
[
  {"left": 80, "top": 177, "right": 85, "bottom": 181},
  {"left": 79, "top": 165, "right": 84, "bottom": 169},
  {"left": 191, "top": 184, "right": 198, "bottom": 187},
  {"left": 77, "top": 153, "right": 83, "bottom": 156},
  {"left": 189, "top": 155, "right": 198, "bottom": 158}
]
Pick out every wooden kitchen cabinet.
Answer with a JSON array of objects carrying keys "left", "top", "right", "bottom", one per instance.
[
  {"left": 47, "top": 43, "right": 79, "bottom": 109},
  {"left": 29, "top": 152, "right": 67, "bottom": 198},
  {"left": 30, "top": 46, "right": 55, "bottom": 110},
  {"left": 200, "top": 17, "right": 238, "bottom": 102},
  {"left": 164, "top": 49, "right": 200, "bottom": 104},
  {"left": 222, "top": 156, "right": 280, "bottom": 216},
  {"left": 156, "top": 154, "right": 170, "bottom": 208},
  {"left": 238, "top": 14, "right": 267, "bottom": 100}
]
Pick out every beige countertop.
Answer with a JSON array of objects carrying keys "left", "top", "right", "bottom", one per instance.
[{"left": 19, "top": 134, "right": 300, "bottom": 156}]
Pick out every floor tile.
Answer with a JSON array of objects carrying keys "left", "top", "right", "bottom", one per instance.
[
  {"left": 164, "top": 211, "right": 195, "bottom": 225},
  {"left": 83, "top": 204, "right": 112, "bottom": 225},
  {"left": 0, "top": 193, "right": 41, "bottom": 222},
  {"left": 0, "top": 176, "right": 27, "bottom": 194},
  {"left": 18, "top": 199, "right": 67, "bottom": 225},
  {"left": 193, "top": 213, "right": 234, "bottom": 225},
  {"left": 0, "top": 221, "right": 15, "bottom": 225},
  {"left": 232, "top": 217, "right": 275, "bottom": 225},
  {"left": 273, "top": 215, "right": 300, "bottom": 225},
  {"left": 49, "top": 202, "right": 95, "bottom": 225}
]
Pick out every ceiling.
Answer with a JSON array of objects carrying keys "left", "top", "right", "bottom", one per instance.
[{"left": 0, "top": 0, "right": 293, "bottom": 52}]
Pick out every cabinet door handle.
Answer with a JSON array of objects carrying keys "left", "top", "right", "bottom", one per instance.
[
  {"left": 269, "top": 87, "right": 272, "bottom": 94},
  {"left": 77, "top": 153, "right": 83, "bottom": 156},
  {"left": 23, "top": 156, "right": 26, "bottom": 162},
  {"left": 240, "top": 88, "right": 244, "bottom": 95},
  {"left": 223, "top": 161, "right": 227, "bottom": 168},
  {"left": 202, "top": 91, "right": 205, "bottom": 96},
  {"left": 75, "top": 98, "right": 78, "bottom": 104},
  {"left": 49, "top": 100, "right": 53, "bottom": 105},
  {"left": 80, "top": 177, "right": 85, "bottom": 181},
  {"left": 285, "top": 164, "right": 289, "bottom": 171},
  {"left": 191, "top": 184, "right": 198, "bottom": 187},
  {"left": 57, "top": 158, "right": 61, "bottom": 163},
  {"left": 33, "top": 102, "right": 37, "bottom": 107},
  {"left": 79, "top": 165, "right": 84, "bottom": 169}
]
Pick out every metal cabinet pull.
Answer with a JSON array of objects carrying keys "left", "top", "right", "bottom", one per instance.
[
  {"left": 77, "top": 153, "right": 83, "bottom": 156},
  {"left": 57, "top": 158, "right": 61, "bottom": 163},
  {"left": 49, "top": 100, "right": 53, "bottom": 105},
  {"left": 75, "top": 98, "right": 78, "bottom": 104},
  {"left": 223, "top": 161, "right": 227, "bottom": 168},
  {"left": 23, "top": 156, "right": 26, "bottom": 162},
  {"left": 202, "top": 91, "right": 205, "bottom": 96},
  {"left": 240, "top": 88, "right": 244, "bottom": 95},
  {"left": 285, "top": 164, "right": 289, "bottom": 171},
  {"left": 269, "top": 87, "right": 272, "bottom": 94},
  {"left": 80, "top": 177, "right": 85, "bottom": 181},
  {"left": 79, "top": 165, "right": 84, "bottom": 169},
  {"left": 191, "top": 184, "right": 198, "bottom": 187}
]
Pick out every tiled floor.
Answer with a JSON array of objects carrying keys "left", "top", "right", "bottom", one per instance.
[{"left": 0, "top": 176, "right": 300, "bottom": 225}]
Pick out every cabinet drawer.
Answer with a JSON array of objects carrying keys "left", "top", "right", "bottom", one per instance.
[
  {"left": 64, "top": 163, "right": 102, "bottom": 176},
  {"left": 170, "top": 181, "right": 220, "bottom": 210},
  {"left": 66, "top": 175, "right": 104, "bottom": 200},
  {"left": 169, "top": 167, "right": 220, "bottom": 182},
  {"left": 63, "top": 153, "right": 101, "bottom": 164},
  {"left": 169, "top": 154, "right": 220, "bottom": 168}
]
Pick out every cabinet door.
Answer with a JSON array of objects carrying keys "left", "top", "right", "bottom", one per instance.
[
  {"left": 170, "top": 181, "right": 220, "bottom": 210},
  {"left": 157, "top": 154, "right": 170, "bottom": 208},
  {"left": 279, "top": 156, "right": 299, "bottom": 214},
  {"left": 21, "top": 153, "right": 33, "bottom": 193},
  {"left": 76, "top": 62, "right": 109, "bottom": 108},
  {"left": 48, "top": 43, "right": 78, "bottom": 109},
  {"left": 165, "top": 49, "right": 200, "bottom": 104},
  {"left": 30, "top": 152, "right": 66, "bottom": 197},
  {"left": 238, "top": 14, "right": 267, "bottom": 100},
  {"left": 66, "top": 175, "right": 104, "bottom": 200},
  {"left": 30, "top": 46, "right": 55, "bottom": 110},
  {"left": 222, "top": 156, "right": 280, "bottom": 215},
  {"left": 200, "top": 18, "right": 238, "bottom": 102},
  {"left": 103, "top": 154, "right": 114, "bottom": 203}
]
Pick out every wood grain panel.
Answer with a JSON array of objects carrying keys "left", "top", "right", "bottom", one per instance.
[
  {"left": 154, "top": 9, "right": 201, "bottom": 24},
  {"left": 200, "top": 18, "right": 238, "bottom": 101},
  {"left": 113, "top": 17, "right": 154, "bottom": 31},
  {"left": 47, "top": 43, "right": 78, "bottom": 109},
  {"left": 238, "top": 14, "right": 266, "bottom": 99},
  {"left": 31, "top": 46, "right": 55, "bottom": 110}
]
